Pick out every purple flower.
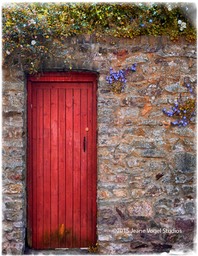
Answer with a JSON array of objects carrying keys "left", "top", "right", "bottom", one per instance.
[
  {"left": 171, "top": 120, "right": 179, "bottom": 125},
  {"left": 131, "top": 63, "right": 137, "bottom": 72},
  {"left": 107, "top": 64, "right": 137, "bottom": 92}
]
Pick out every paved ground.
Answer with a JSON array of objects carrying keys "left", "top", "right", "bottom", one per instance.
[{"left": 24, "top": 248, "right": 90, "bottom": 255}]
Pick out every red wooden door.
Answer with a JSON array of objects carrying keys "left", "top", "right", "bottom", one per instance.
[{"left": 27, "top": 72, "right": 97, "bottom": 249}]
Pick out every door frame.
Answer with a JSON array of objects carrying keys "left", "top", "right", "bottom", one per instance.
[{"left": 26, "top": 71, "right": 98, "bottom": 249}]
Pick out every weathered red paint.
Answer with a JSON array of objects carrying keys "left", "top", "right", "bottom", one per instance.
[{"left": 27, "top": 72, "right": 97, "bottom": 249}]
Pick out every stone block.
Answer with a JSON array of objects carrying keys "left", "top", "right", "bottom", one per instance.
[
  {"left": 145, "top": 185, "right": 162, "bottom": 197},
  {"left": 98, "top": 209, "right": 117, "bottom": 225},
  {"left": 132, "top": 140, "right": 155, "bottom": 149},
  {"left": 113, "top": 189, "right": 128, "bottom": 198},
  {"left": 115, "top": 232, "right": 133, "bottom": 242},
  {"left": 140, "top": 149, "right": 165, "bottom": 158},
  {"left": 182, "top": 185, "right": 195, "bottom": 195},
  {"left": 98, "top": 234, "right": 112, "bottom": 242},
  {"left": 171, "top": 127, "right": 195, "bottom": 137},
  {"left": 3, "top": 221, "right": 13, "bottom": 232},
  {"left": 165, "top": 82, "right": 186, "bottom": 93},
  {"left": 175, "top": 218, "right": 195, "bottom": 233},
  {"left": 3, "top": 115, "right": 24, "bottom": 128},
  {"left": 126, "top": 158, "right": 141, "bottom": 168},
  {"left": 98, "top": 189, "right": 112, "bottom": 200},
  {"left": 2, "top": 139, "right": 24, "bottom": 148},
  {"left": 4, "top": 210, "right": 23, "bottom": 221},
  {"left": 3, "top": 168, "right": 24, "bottom": 182},
  {"left": 130, "top": 74, "right": 145, "bottom": 82},
  {"left": 152, "top": 243, "right": 172, "bottom": 253},
  {"left": 3, "top": 157, "right": 24, "bottom": 169},
  {"left": 3, "top": 91, "right": 24, "bottom": 112},
  {"left": 174, "top": 152, "right": 196, "bottom": 173},
  {"left": 5, "top": 199, "right": 23, "bottom": 211},
  {"left": 141, "top": 103, "right": 153, "bottom": 116},
  {"left": 120, "top": 96, "right": 146, "bottom": 108},
  {"left": 6, "top": 229, "right": 25, "bottom": 242},
  {"left": 155, "top": 198, "right": 173, "bottom": 208},
  {"left": 3, "top": 183, "right": 23, "bottom": 194},
  {"left": 116, "top": 144, "right": 133, "bottom": 154},
  {"left": 3, "top": 82, "right": 24, "bottom": 91},
  {"left": 130, "top": 240, "right": 149, "bottom": 250},
  {"left": 155, "top": 199, "right": 174, "bottom": 215},
  {"left": 165, "top": 185, "right": 180, "bottom": 196},
  {"left": 2, "top": 127, "right": 24, "bottom": 139},
  {"left": 13, "top": 221, "right": 25, "bottom": 228},
  {"left": 127, "top": 201, "right": 153, "bottom": 217},
  {"left": 138, "top": 83, "right": 163, "bottom": 97},
  {"left": 2, "top": 241, "right": 24, "bottom": 255},
  {"left": 174, "top": 174, "right": 192, "bottom": 184},
  {"left": 131, "top": 189, "right": 145, "bottom": 198},
  {"left": 184, "top": 201, "right": 195, "bottom": 215},
  {"left": 103, "top": 242, "right": 131, "bottom": 254}
]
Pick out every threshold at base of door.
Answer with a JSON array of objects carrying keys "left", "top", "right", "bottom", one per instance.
[
  {"left": 24, "top": 248, "right": 89, "bottom": 255},
  {"left": 55, "top": 248, "right": 89, "bottom": 250}
]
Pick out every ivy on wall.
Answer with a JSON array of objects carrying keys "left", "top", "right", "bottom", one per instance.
[{"left": 2, "top": 3, "right": 196, "bottom": 73}]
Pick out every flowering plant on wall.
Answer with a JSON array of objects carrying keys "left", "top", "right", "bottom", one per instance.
[
  {"left": 106, "top": 64, "right": 137, "bottom": 93},
  {"left": 2, "top": 3, "right": 196, "bottom": 73},
  {"left": 162, "top": 79, "right": 196, "bottom": 127}
]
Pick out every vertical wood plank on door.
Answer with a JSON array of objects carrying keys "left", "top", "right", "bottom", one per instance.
[
  {"left": 32, "top": 88, "right": 37, "bottom": 248},
  {"left": 58, "top": 89, "right": 66, "bottom": 248},
  {"left": 50, "top": 89, "right": 59, "bottom": 247},
  {"left": 65, "top": 89, "right": 73, "bottom": 247},
  {"left": 64, "top": 89, "right": 67, "bottom": 247},
  {"left": 43, "top": 89, "right": 51, "bottom": 248},
  {"left": 27, "top": 82, "right": 33, "bottom": 247},
  {"left": 92, "top": 82, "right": 97, "bottom": 245},
  {"left": 80, "top": 88, "right": 88, "bottom": 247},
  {"left": 73, "top": 89, "right": 81, "bottom": 247},
  {"left": 87, "top": 86, "right": 94, "bottom": 245},
  {"left": 36, "top": 89, "right": 44, "bottom": 248}
]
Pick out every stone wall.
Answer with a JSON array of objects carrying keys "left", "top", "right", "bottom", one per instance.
[
  {"left": 2, "top": 35, "right": 196, "bottom": 254},
  {"left": 2, "top": 70, "right": 27, "bottom": 254}
]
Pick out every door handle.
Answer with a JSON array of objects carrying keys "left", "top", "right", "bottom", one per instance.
[{"left": 83, "top": 137, "right": 86, "bottom": 152}]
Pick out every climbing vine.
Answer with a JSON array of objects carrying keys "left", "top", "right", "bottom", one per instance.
[{"left": 2, "top": 3, "right": 196, "bottom": 73}]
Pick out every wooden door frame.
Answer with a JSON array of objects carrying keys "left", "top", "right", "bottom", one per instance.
[{"left": 27, "top": 71, "right": 98, "bottom": 249}]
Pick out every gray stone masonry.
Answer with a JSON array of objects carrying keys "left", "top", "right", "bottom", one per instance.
[{"left": 2, "top": 35, "right": 196, "bottom": 254}]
